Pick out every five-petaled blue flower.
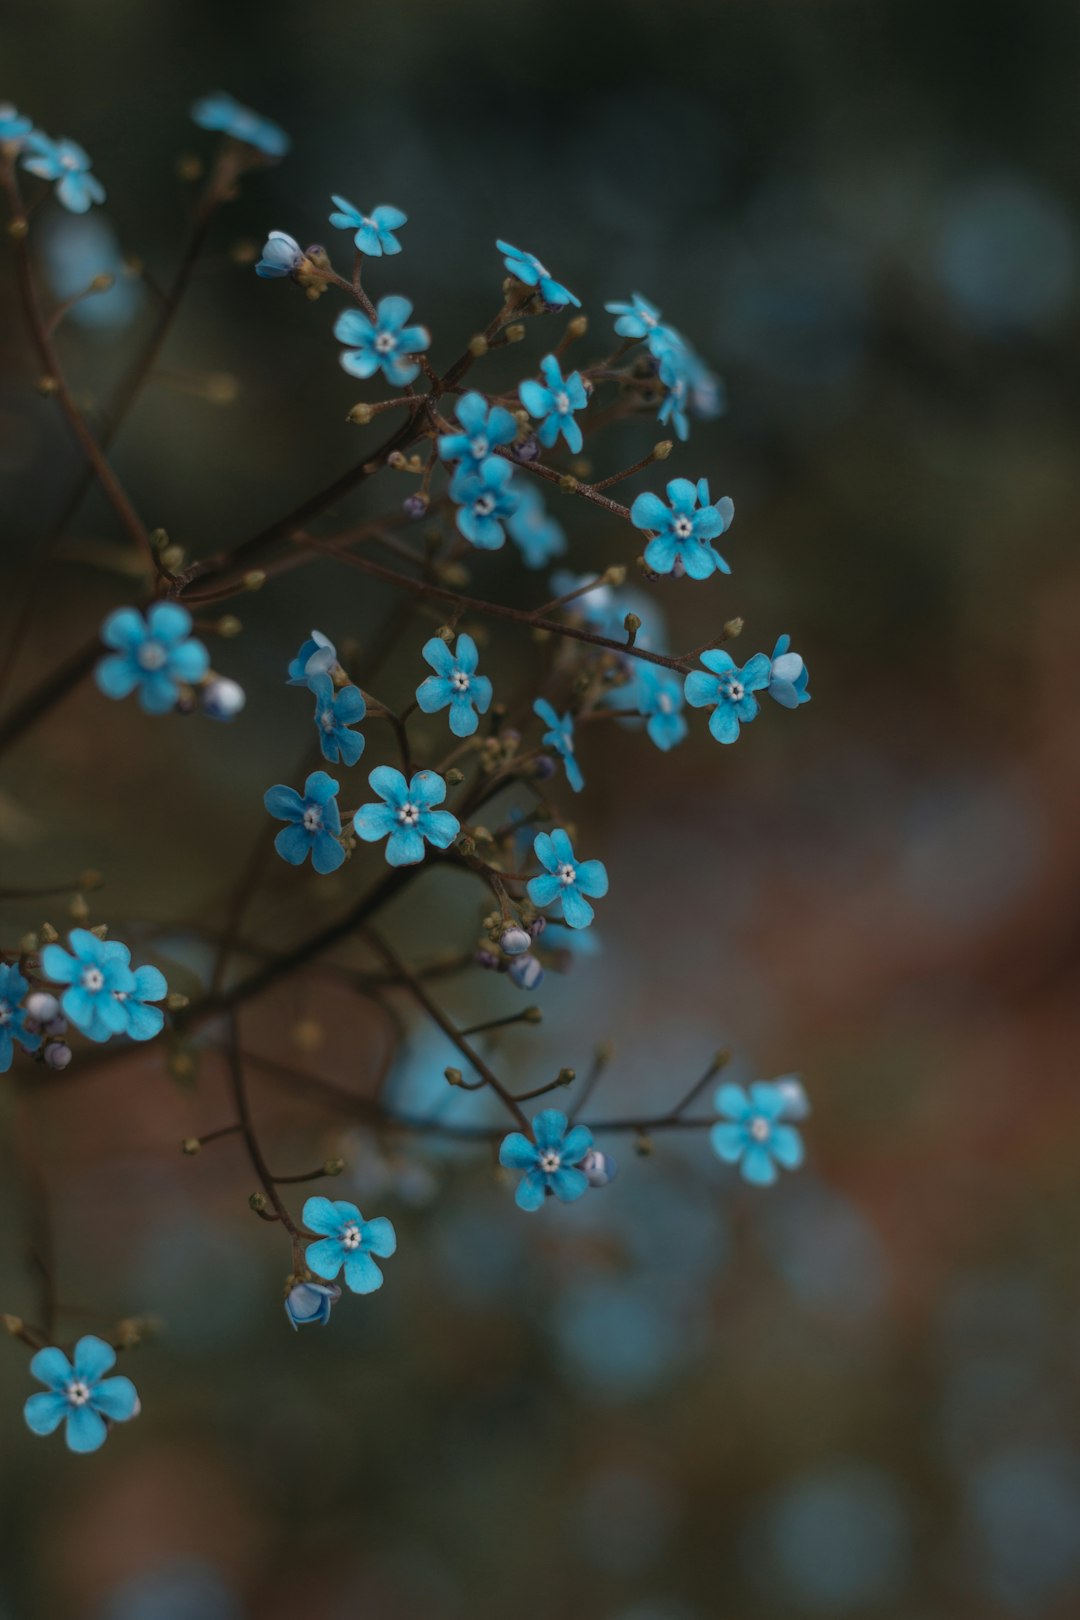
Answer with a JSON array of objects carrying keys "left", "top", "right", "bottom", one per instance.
[
  {"left": 328, "top": 196, "right": 407, "bottom": 256},
  {"left": 438, "top": 391, "right": 517, "bottom": 469},
  {"left": 605, "top": 292, "right": 679, "bottom": 356},
  {"left": 190, "top": 92, "right": 289, "bottom": 157},
  {"left": 415, "top": 633, "right": 492, "bottom": 738},
  {"left": 40, "top": 929, "right": 142, "bottom": 1043},
  {"left": 265, "top": 771, "right": 345, "bottom": 874},
  {"left": 711, "top": 1081, "right": 805, "bottom": 1186},
  {"left": 24, "top": 1335, "right": 139, "bottom": 1454},
  {"left": 353, "top": 767, "right": 460, "bottom": 867},
  {"left": 606, "top": 662, "right": 687, "bottom": 752},
  {"left": 0, "top": 104, "right": 33, "bottom": 145},
  {"left": 496, "top": 240, "right": 580, "bottom": 309},
  {"left": 113, "top": 963, "right": 168, "bottom": 1042},
  {"left": 498, "top": 1109, "right": 594, "bottom": 1211},
  {"left": 285, "top": 1280, "right": 341, "bottom": 1330},
  {"left": 95, "top": 603, "right": 209, "bottom": 714},
  {"left": 302, "top": 1197, "right": 397, "bottom": 1294},
  {"left": 506, "top": 484, "right": 567, "bottom": 568},
  {"left": 684, "top": 649, "right": 771, "bottom": 744},
  {"left": 631, "top": 478, "right": 734, "bottom": 580},
  {"left": 310, "top": 673, "right": 366, "bottom": 766},
  {"left": 0, "top": 964, "right": 41, "bottom": 1071},
  {"left": 527, "top": 829, "right": 608, "bottom": 929},
  {"left": 519, "top": 354, "right": 588, "bottom": 454},
  {"left": 287, "top": 628, "right": 338, "bottom": 687},
  {"left": 534, "top": 699, "right": 583, "bottom": 793},
  {"left": 768, "top": 634, "right": 811, "bottom": 709},
  {"left": 334, "top": 296, "right": 430, "bottom": 387},
  {"left": 255, "top": 231, "right": 305, "bottom": 278},
  {"left": 450, "top": 456, "right": 519, "bottom": 549},
  {"left": 21, "top": 134, "right": 105, "bottom": 214}
]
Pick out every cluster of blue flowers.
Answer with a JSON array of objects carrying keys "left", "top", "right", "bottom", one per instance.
[
  {"left": 606, "top": 291, "right": 725, "bottom": 441},
  {"left": 40, "top": 929, "right": 168, "bottom": 1044},
  {"left": 93, "top": 603, "right": 246, "bottom": 722}
]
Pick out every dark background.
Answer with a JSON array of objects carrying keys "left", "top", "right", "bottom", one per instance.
[{"left": 2, "top": 1, "right": 1080, "bottom": 1616}]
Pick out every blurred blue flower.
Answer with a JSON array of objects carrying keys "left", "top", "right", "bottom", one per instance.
[
  {"left": 450, "top": 455, "right": 519, "bottom": 548},
  {"left": 264, "top": 770, "right": 345, "bottom": 875},
  {"left": 605, "top": 292, "right": 679, "bottom": 351},
  {"left": 415, "top": 633, "right": 492, "bottom": 738},
  {"left": 768, "top": 634, "right": 811, "bottom": 708},
  {"left": 255, "top": 230, "right": 305, "bottom": 278},
  {"left": 40, "top": 929, "right": 137, "bottom": 1042},
  {"left": 438, "top": 391, "right": 517, "bottom": 469},
  {"left": 630, "top": 478, "right": 733, "bottom": 579},
  {"left": 0, "top": 103, "right": 32, "bottom": 144},
  {"left": 527, "top": 828, "right": 608, "bottom": 929},
  {"left": 24, "top": 1335, "right": 139, "bottom": 1453},
  {"left": 506, "top": 484, "right": 567, "bottom": 567},
  {"left": 967, "top": 1446, "right": 1080, "bottom": 1609},
  {"left": 0, "top": 964, "right": 41, "bottom": 1070},
  {"left": 310, "top": 672, "right": 366, "bottom": 765},
  {"left": 353, "top": 766, "right": 459, "bottom": 866},
  {"left": 287, "top": 628, "right": 337, "bottom": 687},
  {"left": 114, "top": 964, "right": 168, "bottom": 1042},
  {"left": 302, "top": 1196, "right": 396, "bottom": 1294},
  {"left": 657, "top": 347, "right": 691, "bottom": 441},
  {"left": 189, "top": 92, "right": 288, "bottom": 157},
  {"left": 496, "top": 240, "right": 580, "bottom": 308},
  {"left": 519, "top": 354, "right": 589, "bottom": 453},
  {"left": 334, "top": 296, "right": 430, "bottom": 386},
  {"left": 499, "top": 1108, "right": 594, "bottom": 1211},
  {"left": 753, "top": 1465, "right": 910, "bottom": 1612},
  {"left": 21, "top": 133, "right": 104, "bottom": 213},
  {"left": 328, "top": 196, "right": 407, "bottom": 256},
  {"left": 40, "top": 211, "right": 141, "bottom": 331},
  {"left": 684, "top": 649, "right": 771, "bottom": 744},
  {"left": 606, "top": 662, "right": 687, "bottom": 752},
  {"left": 284, "top": 1280, "right": 340, "bottom": 1329},
  {"left": 96, "top": 603, "right": 209, "bottom": 714},
  {"left": 711, "top": 1081, "right": 804, "bottom": 1185},
  {"left": 534, "top": 697, "right": 583, "bottom": 792}
]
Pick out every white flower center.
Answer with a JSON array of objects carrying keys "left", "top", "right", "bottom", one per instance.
[
  {"left": 673, "top": 516, "right": 694, "bottom": 539},
  {"left": 136, "top": 640, "right": 168, "bottom": 671},
  {"left": 66, "top": 1380, "right": 92, "bottom": 1406},
  {"left": 320, "top": 710, "right": 335, "bottom": 730},
  {"left": 397, "top": 802, "right": 420, "bottom": 825},
  {"left": 474, "top": 495, "right": 496, "bottom": 516},
  {"left": 81, "top": 967, "right": 104, "bottom": 992},
  {"left": 471, "top": 435, "right": 489, "bottom": 457},
  {"left": 302, "top": 806, "right": 323, "bottom": 832},
  {"left": 725, "top": 680, "right": 744, "bottom": 702},
  {"left": 554, "top": 391, "right": 570, "bottom": 414},
  {"left": 341, "top": 1223, "right": 362, "bottom": 1250},
  {"left": 538, "top": 1149, "right": 562, "bottom": 1173},
  {"left": 60, "top": 153, "right": 80, "bottom": 171},
  {"left": 557, "top": 862, "right": 576, "bottom": 886},
  {"left": 0, "top": 1009, "right": 9, "bottom": 1025},
  {"left": 658, "top": 693, "right": 673, "bottom": 713},
  {"left": 749, "top": 1117, "right": 770, "bottom": 1143},
  {"left": 374, "top": 331, "right": 396, "bottom": 354},
  {"left": 451, "top": 669, "right": 470, "bottom": 692}
]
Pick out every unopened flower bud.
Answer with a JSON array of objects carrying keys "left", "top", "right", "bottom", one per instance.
[
  {"left": 474, "top": 947, "right": 501, "bottom": 971},
  {"left": 528, "top": 916, "right": 546, "bottom": 939},
  {"left": 181, "top": 1137, "right": 201, "bottom": 1156},
  {"left": 445, "top": 768, "right": 465, "bottom": 787},
  {"left": 582, "top": 1147, "right": 618, "bottom": 1188},
  {"left": 201, "top": 676, "right": 246, "bottom": 721},
  {"left": 25, "top": 991, "right": 59, "bottom": 1024},
  {"left": 43, "top": 1042, "right": 72, "bottom": 1071},
  {"left": 653, "top": 439, "right": 674, "bottom": 460},
  {"left": 403, "top": 493, "right": 429, "bottom": 519},
  {"left": 89, "top": 272, "right": 114, "bottom": 293},
  {"left": 468, "top": 334, "right": 489, "bottom": 357},
  {"left": 508, "top": 954, "right": 544, "bottom": 992},
  {"left": 523, "top": 1006, "right": 543, "bottom": 1024},
  {"left": 249, "top": 1192, "right": 268, "bottom": 1214},
  {"left": 243, "top": 570, "right": 266, "bottom": 591},
  {"left": 602, "top": 565, "right": 627, "bottom": 587},
  {"left": 775, "top": 1077, "right": 811, "bottom": 1121},
  {"left": 503, "top": 323, "right": 526, "bottom": 344},
  {"left": 348, "top": 402, "right": 373, "bottom": 424},
  {"left": 512, "top": 434, "right": 541, "bottom": 463},
  {"left": 444, "top": 1066, "right": 463, "bottom": 1086},
  {"left": 723, "top": 616, "right": 743, "bottom": 639},
  {"left": 322, "top": 1157, "right": 346, "bottom": 1177},
  {"left": 68, "top": 892, "right": 89, "bottom": 922},
  {"left": 216, "top": 615, "right": 242, "bottom": 638},
  {"left": 500, "top": 925, "right": 532, "bottom": 957},
  {"left": 285, "top": 1280, "right": 340, "bottom": 1330}
]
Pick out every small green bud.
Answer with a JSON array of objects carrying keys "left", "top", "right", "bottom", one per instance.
[
  {"left": 444, "top": 1066, "right": 463, "bottom": 1087},
  {"left": 323, "top": 1158, "right": 346, "bottom": 1177},
  {"left": 181, "top": 1138, "right": 201, "bottom": 1156}
]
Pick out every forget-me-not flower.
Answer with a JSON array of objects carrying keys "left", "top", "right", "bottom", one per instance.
[
  {"left": 606, "top": 662, "right": 687, "bottom": 752},
  {"left": 415, "top": 633, "right": 492, "bottom": 738},
  {"left": 506, "top": 484, "right": 567, "bottom": 568},
  {"left": 527, "top": 829, "right": 608, "bottom": 930},
  {"left": 24, "top": 1335, "right": 139, "bottom": 1454},
  {"left": 264, "top": 771, "right": 345, "bottom": 874},
  {"left": 113, "top": 963, "right": 168, "bottom": 1042},
  {"left": 287, "top": 628, "right": 338, "bottom": 687},
  {"left": 40, "top": 929, "right": 138, "bottom": 1042},
  {"left": 310, "top": 673, "right": 366, "bottom": 766},
  {"left": 519, "top": 354, "right": 588, "bottom": 454},
  {"left": 0, "top": 964, "right": 41, "bottom": 1071},
  {"left": 21, "top": 134, "right": 105, "bottom": 214},
  {"left": 284, "top": 1280, "right": 341, "bottom": 1329},
  {"left": 353, "top": 767, "right": 459, "bottom": 867},
  {"left": 498, "top": 1109, "right": 594, "bottom": 1211},
  {"left": 302, "top": 1196, "right": 397, "bottom": 1294},
  {"left": 189, "top": 93, "right": 289, "bottom": 158},
  {"left": 496, "top": 240, "right": 580, "bottom": 309},
  {"left": 710, "top": 1081, "right": 805, "bottom": 1186},
  {"left": 328, "top": 196, "right": 407, "bottom": 256},
  {"left": 0, "top": 104, "right": 33, "bottom": 145},
  {"left": 450, "top": 455, "right": 519, "bottom": 549},
  {"left": 605, "top": 292, "right": 680, "bottom": 356},
  {"left": 438, "top": 391, "right": 517, "bottom": 469},
  {"left": 95, "top": 603, "right": 209, "bottom": 714},
  {"left": 534, "top": 698, "right": 583, "bottom": 792},
  {"left": 334, "top": 296, "right": 430, "bottom": 386},
  {"left": 255, "top": 231, "right": 306, "bottom": 278},
  {"left": 684, "top": 649, "right": 772, "bottom": 744},
  {"left": 630, "top": 478, "right": 733, "bottom": 580},
  {"left": 768, "top": 634, "right": 812, "bottom": 709},
  {"left": 657, "top": 346, "right": 691, "bottom": 441}
]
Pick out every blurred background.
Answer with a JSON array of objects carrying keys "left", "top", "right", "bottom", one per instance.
[{"left": 2, "top": 0, "right": 1080, "bottom": 1615}]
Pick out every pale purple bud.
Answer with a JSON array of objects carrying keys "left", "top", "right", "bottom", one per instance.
[
  {"left": 43, "top": 1042, "right": 72, "bottom": 1071},
  {"left": 202, "top": 676, "right": 247, "bottom": 721},
  {"left": 507, "top": 953, "right": 544, "bottom": 992},
  {"left": 500, "top": 926, "right": 532, "bottom": 957},
  {"left": 582, "top": 1147, "right": 618, "bottom": 1188},
  {"left": 25, "top": 991, "right": 60, "bottom": 1023}
]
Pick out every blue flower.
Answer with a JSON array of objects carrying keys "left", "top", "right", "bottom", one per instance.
[
  {"left": 24, "top": 1336, "right": 139, "bottom": 1454},
  {"left": 415, "top": 633, "right": 493, "bottom": 738},
  {"left": 606, "top": 662, "right": 687, "bottom": 752},
  {"left": 450, "top": 455, "right": 519, "bottom": 549},
  {"left": 711, "top": 1081, "right": 805, "bottom": 1186},
  {"left": 353, "top": 767, "right": 460, "bottom": 867},
  {"left": 438, "top": 391, "right": 517, "bottom": 469},
  {"left": 654, "top": 337, "right": 725, "bottom": 439},
  {"left": 496, "top": 240, "right": 580, "bottom": 309},
  {"left": 302, "top": 1196, "right": 397, "bottom": 1294},
  {"left": 113, "top": 964, "right": 168, "bottom": 1042},
  {"left": 189, "top": 93, "right": 289, "bottom": 158},
  {"left": 0, "top": 964, "right": 41, "bottom": 1071},
  {"left": 264, "top": 771, "right": 345, "bottom": 875},
  {"left": 527, "top": 829, "right": 608, "bottom": 930},
  {"left": 519, "top": 354, "right": 589, "bottom": 454},
  {"left": 334, "top": 296, "right": 430, "bottom": 387},
  {"left": 684, "top": 649, "right": 772, "bottom": 744},
  {"left": 605, "top": 292, "right": 680, "bottom": 354},
  {"left": 328, "top": 196, "right": 407, "bottom": 256},
  {"left": 506, "top": 484, "right": 567, "bottom": 568},
  {"left": 310, "top": 673, "right": 366, "bottom": 766},
  {"left": 95, "top": 603, "right": 210, "bottom": 714},
  {"left": 630, "top": 478, "right": 734, "bottom": 580},
  {"left": 284, "top": 1280, "right": 341, "bottom": 1329},
  {"left": 498, "top": 1109, "right": 594, "bottom": 1211},
  {"left": 255, "top": 231, "right": 305, "bottom": 278},
  {"left": 768, "top": 634, "right": 812, "bottom": 709},
  {"left": 21, "top": 134, "right": 105, "bottom": 214},
  {"left": 40, "top": 929, "right": 138, "bottom": 1042},
  {"left": 0, "top": 103, "right": 33, "bottom": 144},
  {"left": 287, "top": 628, "right": 338, "bottom": 687},
  {"left": 534, "top": 699, "right": 583, "bottom": 792}
]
